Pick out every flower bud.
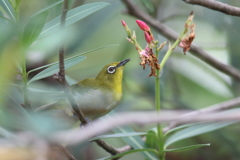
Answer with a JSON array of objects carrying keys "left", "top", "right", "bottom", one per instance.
[
  {"left": 126, "top": 37, "right": 134, "bottom": 43},
  {"left": 144, "top": 31, "right": 152, "bottom": 43},
  {"left": 121, "top": 20, "right": 127, "bottom": 27},
  {"left": 132, "top": 31, "right": 136, "bottom": 40},
  {"left": 150, "top": 34, "right": 154, "bottom": 41},
  {"left": 136, "top": 20, "right": 150, "bottom": 32}
]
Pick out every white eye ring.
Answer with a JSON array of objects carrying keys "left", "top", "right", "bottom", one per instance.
[{"left": 107, "top": 66, "right": 116, "bottom": 74}]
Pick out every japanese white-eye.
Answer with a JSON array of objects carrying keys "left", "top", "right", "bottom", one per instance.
[{"left": 35, "top": 58, "right": 130, "bottom": 120}]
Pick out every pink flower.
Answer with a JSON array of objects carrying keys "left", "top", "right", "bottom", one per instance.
[
  {"left": 121, "top": 20, "right": 127, "bottom": 27},
  {"left": 136, "top": 20, "right": 150, "bottom": 32},
  {"left": 139, "top": 50, "right": 148, "bottom": 57},
  {"left": 139, "top": 46, "right": 150, "bottom": 57}
]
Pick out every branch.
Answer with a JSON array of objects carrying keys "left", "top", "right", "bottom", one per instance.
[
  {"left": 54, "top": 0, "right": 120, "bottom": 156},
  {"left": 183, "top": 0, "right": 240, "bottom": 17},
  {"left": 163, "top": 96, "right": 240, "bottom": 132},
  {"left": 51, "top": 109, "right": 240, "bottom": 145},
  {"left": 57, "top": 144, "right": 77, "bottom": 160},
  {"left": 104, "top": 96, "right": 240, "bottom": 154},
  {"left": 54, "top": 0, "right": 88, "bottom": 125},
  {"left": 121, "top": 0, "right": 240, "bottom": 81}
]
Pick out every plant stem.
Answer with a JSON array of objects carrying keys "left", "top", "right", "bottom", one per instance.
[
  {"left": 155, "top": 48, "right": 161, "bottom": 113},
  {"left": 155, "top": 28, "right": 187, "bottom": 160},
  {"left": 15, "top": 0, "right": 30, "bottom": 111},
  {"left": 15, "top": 7, "right": 19, "bottom": 22},
  {"left": 22, "top": 56, "right": 32, "bottom": 111},
  {"left": 155, "top": 49, "right": 165, "bottom": 160},
  {"left": 160, "top": 30, "right": 186, "bottom": 68}
]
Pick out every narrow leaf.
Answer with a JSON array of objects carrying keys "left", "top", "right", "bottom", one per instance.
[
  {"left": 40, "top": 2, "right": 110, "bottom": 37},
  {"left": 0, "top": 0, "right": 15, "bottom": 21},
  {"left": 66, "top": 75, "right": 77, "bottom": 85},
  {"left": 112, "top": 126, "right": 158, "bottom": 160},
  {"left": 165, "top": 121, "right": 236, "bottom": 148},
  {"left": 28, "top": 0, "right": 63, "bottom": 20},
  {"left": 89, "top": 132, "right": 148, "bottom": 142},
  {"left": 97, "top": 149, "right": 158, "bottom": 160},
  {"left": 15, "top": 60, "right": 23, "bottom": 74},
  {"left": 22, "top": 11, "right": 49, "bottom": 47},
  {"left": 0, "top": 127, "right": 16, "bottom": 138},
  {"left": 28, "top": 56, "right": 86, "bottom": 84},
  {"left": 28, "top": 87, "right": 62, "bottom": 94},
  {"left": 164, "top": 123, "right": 199, "bottom": 137},
  {"left": 4, "top": 90, "right": 31, "bottom": 118},
  {"left": 165, "top": 143, "right": 210, "bottom": 152},
  {"left": 27, "top": 44, "right": 118, "bottom": 74},
  {"left": 0, "top": 12, "right": 9, "bottom": 26}
]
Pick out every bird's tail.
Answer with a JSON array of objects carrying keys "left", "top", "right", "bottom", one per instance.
[{"left": 35, "top": 102, "right": 58, "bottom": 113}]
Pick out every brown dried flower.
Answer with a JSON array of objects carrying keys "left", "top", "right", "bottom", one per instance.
[
  {"left": 139, "top": 47, "right": 160, "bottom": 77},
  {"left": 179, "top": 26, "right": 195, "bottom": 55},
  {"left": 179, "top": 12, "right": 196, "bottom": 55}
]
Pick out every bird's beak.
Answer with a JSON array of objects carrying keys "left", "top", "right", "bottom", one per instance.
[{"left": 117, "top": 58, "right": 131, "bottom": 68}]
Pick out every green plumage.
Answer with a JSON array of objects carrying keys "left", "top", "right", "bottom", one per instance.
[{"left": 35, "top": 58, "right": 130, "bottom": 120}]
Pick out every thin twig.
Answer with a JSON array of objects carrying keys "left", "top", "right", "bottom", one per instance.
[
  {"left": 183, "top": 0, "right": 240, "bottom": 17},
  {"left": 57, "top": 144, "right": 77, "bottom": 160},
  {"left": 54, "top": 0, "right": 88, "bottom": 125},
  {"left": 54, "top": 0, "right": 120, "bottom": 156},
  {"left": 121, "top": 0, "right": 240, "bottom": 81}
]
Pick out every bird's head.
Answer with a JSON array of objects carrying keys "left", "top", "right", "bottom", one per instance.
[{"left": 96, "top": 58, "right": 130, "bottom": 89}]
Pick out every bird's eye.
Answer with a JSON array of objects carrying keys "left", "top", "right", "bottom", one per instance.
[{"left": 107, "top": 66, "right": 116, "bottom": 74}]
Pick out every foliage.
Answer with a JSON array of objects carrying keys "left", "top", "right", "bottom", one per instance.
[{"left": 0, "top": 0, "right": 239, "bottom": 160}]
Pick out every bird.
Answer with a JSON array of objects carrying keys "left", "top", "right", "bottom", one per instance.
[{"left": 35, "top": 58, "right": 130, "bottom": 120}]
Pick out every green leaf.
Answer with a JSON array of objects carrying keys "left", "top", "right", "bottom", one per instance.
[
  {"left": 145, "top": 129, "right": 158, "bottom": 149},
  {"left": 40, "top": 2, "right": 110, "bottom": 37},
  {"left": 28, "top": 0, "right": 63, "bottom": 20},
  {"left": 0, "top": 0, "right": 15, "bottom": 21},
  {"left": 27, "top": 44, "right": 118, "bottom": 74},
  {"left": 0, "top": 12, "right": 9, "bottom": 26},
  {"left": 165, "top": 143, "right": 210, "bottom": 152},
  {"left": 22, "top": 11, "right": 49, "bottom": 47},
  {"left": 15, "top": 60, "right": 22, "bottom": 74},
  {"left": 28, "top": 87, "right": 62, "bottom": 94},
  {"left": 97, "top": 149, "right": 158, "bottom": 160},
  {"left": 0, "top": 127, "right": 16, "bottom": 138},
  {"left": 66, "top": 75, "right": 77, "bottom": 85},
  {"left": 28, "top": 56, "right": 86, "bottom": 84},
  {"left": 4, "top": 89, "right": 31, "bottom": 118},
  {"left": 165, "top": 121, "right": 236, "bottom": 148},
  {"left": 164, "top": 123, "right": 200, "bottom": 137},
  {"left": 112, "top": 126, "right": 158, "bottom": 160},
  {"left": 89, "top": 132, "right": 148, "bottom": 142}
]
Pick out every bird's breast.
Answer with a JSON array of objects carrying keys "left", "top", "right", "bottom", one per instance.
[{"left": 72, "top": 88, "right": 121, "bottom": 119}]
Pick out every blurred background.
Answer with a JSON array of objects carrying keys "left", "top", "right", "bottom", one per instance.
[{"left": 1, "top": 0, "right": 240, "bottom": 159}]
